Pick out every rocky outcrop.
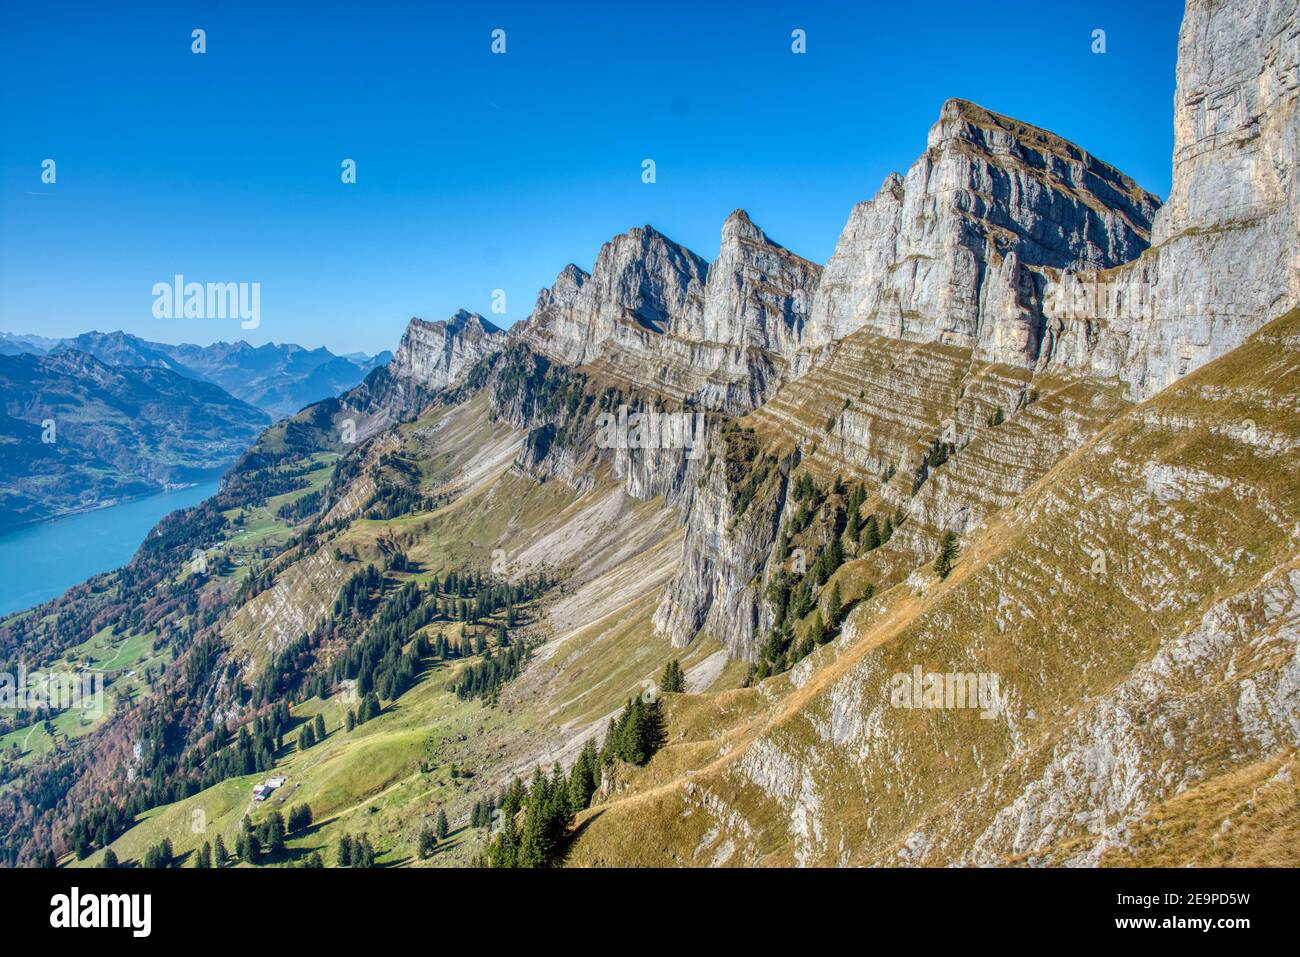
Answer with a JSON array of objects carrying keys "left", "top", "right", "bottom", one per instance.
[
  {"left": 515, "top": 226, "right": 707, "bottom": 368},
  {"left": 515, "top": 217, "right": 820, "bottom": 414},
  {"left": 331, "top": 310, "right": 505, "bottom": 440},
  {"left": 1043, "top": 0, "right": 1299, "bottom": 398},
  {"left": 804, "top": 98, "right": 1161, "bottom": 368},
  {"left": 699, "top": 210, "right": 822, "bottom": 358},
  {"left": 388, "top": 310, "right": 504, "bottom": 392}
]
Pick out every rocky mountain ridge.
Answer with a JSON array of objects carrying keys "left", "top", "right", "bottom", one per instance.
[
  {"left": 0, "top": 0, "right": 1294, "bottom": 874},
  {"left": 1042, "top": 0, "right": 1299, "bottom": 399},
  {"left": 4, "top": 329, "right": 391, "bottom": 418}
]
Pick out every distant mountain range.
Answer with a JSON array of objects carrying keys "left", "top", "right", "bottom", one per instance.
[
  {"left": 0, "top": 331, "right": 391, "bottom": 530},
  {"left": 0, "top": 330, "right": 391, "bottom": 419},
  {"left": 0, "top": 350, "right": 270, "bottom": 531}
]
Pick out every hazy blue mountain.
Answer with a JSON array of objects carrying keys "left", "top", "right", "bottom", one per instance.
[
  {"left": 0, "top": 350, "right": 270, "bottom": 531},
  {"left": 3, "top": 330, "right": 390, "bottom": 419}
]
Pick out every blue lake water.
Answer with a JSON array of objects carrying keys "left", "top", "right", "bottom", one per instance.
[{"left": 0, "top": 480, "right": 222, "bottom": 617}]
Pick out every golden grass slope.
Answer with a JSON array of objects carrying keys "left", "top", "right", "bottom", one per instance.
[{"left": 567, "top": 308, "right": 1300, "bottom": 867}]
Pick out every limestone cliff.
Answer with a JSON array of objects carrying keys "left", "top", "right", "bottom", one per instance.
[
  {"left": 1044, "top": 0, "right": 1299, "bottom": 398},
  {"left": 804, "top": 98, "right": 1161, "bottom": 368},
  {"left": 514, "top": 216, "right": 820, "bottom": 414},
  {"left": 388, "top": 310, "right": 504, "bottom": 392}
]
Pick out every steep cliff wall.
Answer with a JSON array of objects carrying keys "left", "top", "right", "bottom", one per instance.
[
  {"left": 804, "top": 99, "right": 1161, "bottom": 368},
  {"left": 1043, "top": 0, "right": 1299, "bottom": 398}
]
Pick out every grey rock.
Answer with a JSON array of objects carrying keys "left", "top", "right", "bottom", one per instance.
[
  {"left": 388, "top": 309, "right": 504, "bottom": 392},
  {"left": 1042, "top": 0, "right": 1299, "bottom": 399},
  {"left": 803, "top": 99, "right": 1161, "bottom": 368}
]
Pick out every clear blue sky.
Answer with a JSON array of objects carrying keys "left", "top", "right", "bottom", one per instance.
[{"left": 0, "top": 1, "right": 1184, "bottom": 355}]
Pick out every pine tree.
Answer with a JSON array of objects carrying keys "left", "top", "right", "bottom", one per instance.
[
  {"left": 101, "top": 848, "right": 119, "bottom": 869},
  {"left": 659, "top": 659, "right": 685, "bottom": 694},
  {"left": 213, "top": 834, "right": 228, "bottom": 868},
  {"left": 197, "top": 841, "right": 212, "bottom": 869},
  {"left": 825, "top": 582, "right": 843, "bottom": 631},
  {"left": 417, "top": 827, "right": 437, "bottom": 859},
  {"left": 260, "top": 811, "right": 286, "bottom": 855},
  {"left": 861, "top": 514, "right": 880, "bottom": 552},
  {"left": 355, "top": 834, "right": 376, "bottom": 868},
  {"left": 568, "top": 737, "right": 601, "bottom": 811},
  {"left": 934, "top": 531, "right": 960, "bottom": 579},
  {"left": 810, "top": 609, "right": 826, "bottom": 646},
  {"left": 313, "top": 713, "right": 326, "bottom": 740},
  {"left": 436, "top": 808, "right": 449, "bottom": 840},
  {"left": 337, "top": 834, "right": 354, "bottom": 867}
]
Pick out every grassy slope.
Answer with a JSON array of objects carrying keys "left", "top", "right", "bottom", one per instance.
[
  {"left": 565, "top": 308, "right": 1300, "bottom": 867},
  {"left": 75, "top": 390, "right": 739, "bottom": 867}
]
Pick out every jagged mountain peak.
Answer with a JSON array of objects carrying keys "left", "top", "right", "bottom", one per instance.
[
  {"left": 443, "top": 309, "right": 502, "bottom": 337},
  {"left": 387, "top": 309, "right": 505, "bottom": 393},
  {"left": 804, "top": 95, "right": 1164, "bottom": 365},
  {"left": 721, "top": 207, "right": 762, "bottom": 241},
  {"left": 927, "top": 97, "right": 1162, "bottom": 231},
  {"left": 590, "top": 222, "right": 710, "bottom": 291}
]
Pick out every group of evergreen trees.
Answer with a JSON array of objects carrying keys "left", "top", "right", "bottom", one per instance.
[
  {"left": 453, "top": 643, "right": 528, "bottom": 702},
  {"left": 485, "top": 765, "right": 576, "bottom": 868},
  {"left": 758, "top": 475, "right": 891, "bottom": 680},
  {"left": 601, "top": 696, "right": 666, "bottom": 767},
  {"left": 334, "top": 564, "right": 384, "bottom": 618},
  {"left": 417, "top": 808, "right": 449, "bottom": 858},
  {"left": 332, "top": 579, "right": 431, "bottom": 704},
  {"left": 196, "top": 701, "right": 293, "bottom": 790},
  {"left": 141, "top": 838, "right": 174, "bottom": 869},
  {"left": 298, "top": 712, "right": 327, "bottom": 751},
  {"left": 337, "top": 833, "right": 377, "bottom": 867},
  {"left": 483, "top": 691, "right": 671, "bottom": 868}
]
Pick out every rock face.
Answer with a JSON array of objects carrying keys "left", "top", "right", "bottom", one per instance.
[
  {"left": 804, "top": 99, "right": 1161, "bottom": 368},
  {"left": 699, "top": 210, "right": 821, "bottom": 358},
  {"left": 516, "top": 225, "right": 707, "bottom": 368},
  {"left": 515, "top": 218, "right": 820, "bottom": 413},
  {"left": 1043, "top": 0, "right": 1299, "bottom": 398},
  {"left": 650, "top": 0, "right": 1299, "bottom": 659},
  {"left": 388, "top": 310, "right": 504, "bottom": 391}
]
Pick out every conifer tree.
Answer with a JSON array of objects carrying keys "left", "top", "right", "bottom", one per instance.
[
  {"left": 861, "top": 514, "right": 880, "bottom": 552},
  {"left": 101, "top": 848, "right": 119, "bottom": 869},
  {"left": 337, "top": 834, "right": 354, "bottom": 867},
  {"left": 825, "top": 583, "right": 843, "bottom": 631},
  {"left": 197, "top": 841, "right": 212, "bottom": 869},
  {"left": 417, "top": 827, "right": 437, "bottom": 859},
  {"left": 213, "top": 834, "right": 228, "bottom": 868},
  {"left": 436, "top": 808, "right": 449, "bottom": 840},
  {"left": 934, "top": 531, "right": 960, "bottom": 579},
  {"left": 810, "top": 609, "right": 826, "bottom": 646}
]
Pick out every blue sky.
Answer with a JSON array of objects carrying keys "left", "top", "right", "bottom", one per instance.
[{"left": 0, "top": 1, "right": 1184, "bottom": 355}]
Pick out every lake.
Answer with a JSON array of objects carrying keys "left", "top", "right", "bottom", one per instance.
[{"left": 0, "top": 480, "right": 222, "bottom": 617}]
